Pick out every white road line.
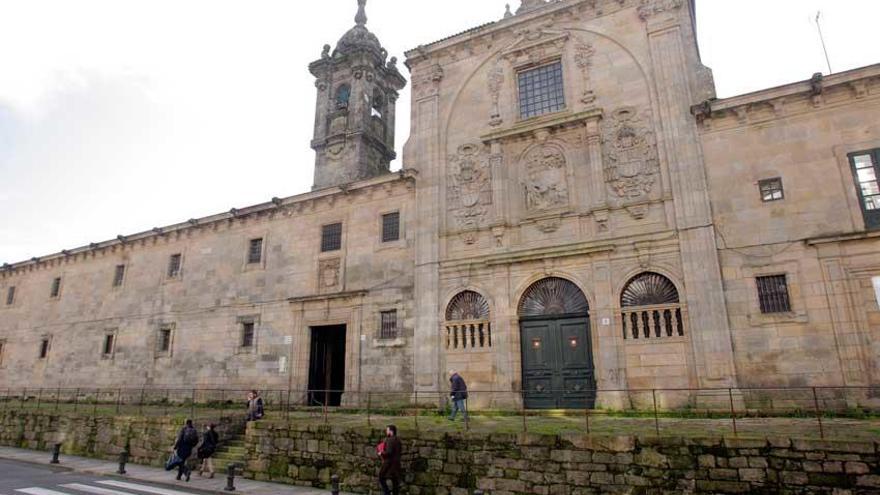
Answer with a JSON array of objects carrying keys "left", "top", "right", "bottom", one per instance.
[
  {"left": 60, "top": 484, "right": 140, "bottom": 495},
  {"left": 16, "top": 489, "right": 73, "bottom": 495},
  {"left": 93, "top": 482, "right": 195, "bottom": 495}
]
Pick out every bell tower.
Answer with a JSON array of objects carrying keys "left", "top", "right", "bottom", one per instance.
[{"left": 309, "top": 0, "right": 407, "bottom": 190}]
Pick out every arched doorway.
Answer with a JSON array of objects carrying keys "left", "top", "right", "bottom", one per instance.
[{"left": 518, "top": 277, "right": 596, "bottom": 409}]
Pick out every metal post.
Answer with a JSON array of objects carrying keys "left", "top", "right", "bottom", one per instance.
[
  {"left": 73, "top": 388, "right": 79, "bottom": 412},
  {"left": 164, "top": 389, "right": 170, "bottom": 416},
  {"left": 521, "top": 390, "right": 528, "bottom": 433},
  {"left": 728, "top": 388, "right": 738, "bottom": 437},
  {"left": 323, "top": 390, "right": 329, "bottom": 424},
  {"left": 652, "top": 389, "right": 660, "bottom": 436},
  {"left": 584, "top": 404, "right": 591, "bottom": 435},
  {"left": 190, "top": 389, "right": 196, "bottom": 421},
  {"left": 117, "top": 448, "right": 129, "bottom": 475},
  {"left": 286, "top": 389, "right": 291, "bottom": 422},
  {"left": 138, "top": 388, "right": 145, "bottom": 416},
  {"left": 50, "top": 443, "right": 61, "bottom": 464},
  {"left": 21, "top": 387, "right": 26, "bottom": 410},
  {"left": 812, "top": 387, "right": 825, "bottom": 440},
  {"left": 116, "top": 389, "right": 122, "bottom": 415},
  {"left": 220, "top": 389, "right": 225, "bottom": 421},
  {"left": 93, "top": 389, "right": 99, "bottom": 415},
  {"left": 55, "top": 387, "right": 61, "bottom": 412},
  {"left": 414, "top": 390, "right": 419, "bottom": 433},
  {"left": 224, "top": 463, "right": 238, "bottom": 491},
  {"left": 464, "top": 398, "right": 470, "bottom": 432},
  {"left": 367, "top": 392, "right": 372, "bottom": 427},
  {"left": 331, "top": 474, "right": 340, "bottom": 495},
  {"left": 36, "top": 388, "right": 43, "bottom": 411}
]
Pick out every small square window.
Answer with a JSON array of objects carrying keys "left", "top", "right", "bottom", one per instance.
[
  {"left": 38, "top": 338, "right": 50, "bottom": 359},
  {"left": 380, "top": 310, "right": 398, "bottom": 340},
  {"left": 103, "top": 333, "right": 116, "bottom": 357},
  {"left": 759, "top": 178, "right": 784, "bottom": 202},
  {"left": 518, "top": 61, "right": 566, "bottom": 119},
  {"left": 241, "top": 321, "right": 255, "bottom": 348},
  {"left": 168, "top": 254, "right": 182, "bottom": 278},
  {"left": 157, "top": 326, "right": 173, "bottom": 354},
  {"left": 756, "top": 275, "right": 792, "bottom": 314},
  {"left": 6, "top": 286, "right": 15, "bottom": 306},
  {"left": 321, "top": 223, "right": 343, "bottom": 252},
  {"left": 382, "top": 212, "right": 400, "bottom": 243},
  {"left": 247, "top": 238, "right": 263, "bottom": 264},
  {"left": 50, "top": 277, "right": 62, "bottom": 298},
  {"left": 112, "top": 265, "right": 126, "bottom": 287}
]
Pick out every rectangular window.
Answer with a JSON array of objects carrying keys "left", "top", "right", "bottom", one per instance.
[
  {"left": 321, "top": 223, "right": 343, "bottom": 252},
  {"left": 241, "top": 321, "right": 255, "bottom": 348},
  {"left": 382, "top": 212, "right": 400, "bottom": 243},
  {"left": 103, "top": 334, "right": 115, "bottom": 356},
  {"left": 157, "top": 326, "right": 173, "bottom": 354},
  {"left": 849, "top": 150, "right": 880, "bottom": 229},
  {"left": 247, "top": 238, "right": 263, "bottom": 264},
  {"left": 50, "top": 277, "right": 61, "bottom": 298},
  {"left": 518, "top": 61, "right": 566, "bottom": 119},
  {"left": 380, "top": 310, "right": 398, "bottom": 340},
  {"left": 0, "top": 340, "right": 5, "bottom": 366},
  {"left": 6, "top": 286, "right": 15, "bottom": 306},
  {"left": 112, "top": 265, "right": 126, "bottom": 287},
  {"left": 759, "top": 178, "right": 784, "bottom": 202},
  {"left": 168, "top": 254, "right": 182, "bottom": 278},
  {"left": 39, "top": 338, "right": 50, "bottom": 359},
  {"left": 756, "top": 275, "right": 792, "bottom": 314}
]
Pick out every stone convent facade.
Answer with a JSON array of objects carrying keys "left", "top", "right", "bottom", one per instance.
[{"left": 2, "top": 0, "right": 880, "bottom": 409}]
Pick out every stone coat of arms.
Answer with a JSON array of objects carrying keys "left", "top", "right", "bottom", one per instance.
[
  {"left": 447, "top": 143, "right": 492, "bottom": 230},
  {"left": 521, "top": 143, "right": 570, "bottom": 212},
  {"left": 602, "top": 107, "right": 660, "bottom": 202}
]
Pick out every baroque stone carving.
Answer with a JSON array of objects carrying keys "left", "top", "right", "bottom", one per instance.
[
  {"left": 448, "top": 143, "right": 492, "bottom": 231},
  {"left": 602, "top": 107, "right": 660, "bottom": 202},
  {"left": 573, "top": 41, "right": 596, "bottom": 105},
  {"left": 521, "top": 144, "right": 569, "bottom": 212},
  {"left": 487, "top": 63, "right": 504, "bottom": 127},
  {"left": 637, "top": 0, "right": 683, "bottom": 21},
  {"left": 319, "top": 259, "right": 341, "bottom": 289}
]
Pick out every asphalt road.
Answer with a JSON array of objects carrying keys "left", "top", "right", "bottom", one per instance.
[{"left": 0, "top": 460, "right": 211, "bottom": 495}]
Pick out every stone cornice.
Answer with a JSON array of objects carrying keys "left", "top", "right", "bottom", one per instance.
[
  {"left": 480, "top": 108, "right": 603, "bottom": 143},
  {"left": 288, "top": 290, "right": 369, "bottom": 305},
  {"left": 0, "top": 170, "right": 417, "bottom": 278},
  {"left": 805, "top": 229, "right": 880, "bottom": 247},
  {"left": 692, "top": 64, "right": 880, "bottom": 132}
]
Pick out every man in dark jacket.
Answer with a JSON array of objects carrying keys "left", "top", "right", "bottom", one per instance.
[
  {"left": 172, "top": 419, "right": 199, "bottom": 482},
  {"left": 378, "top": 424, "right": 402, "bottom": 495},
  {"left": 197, "top": 423, "right": 220, "bottom": 478},
  {"left": 448, "top": 370, "right": 469, "bottom": 422}
]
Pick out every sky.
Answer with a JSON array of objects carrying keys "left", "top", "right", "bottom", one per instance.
[{"left": 0, "top": 0, "right": 878, "bottom": 264}]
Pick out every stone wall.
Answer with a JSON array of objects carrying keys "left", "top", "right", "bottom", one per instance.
[
  {"left": 244, "top": 421, "right": 880, "bottom": 495},
  {"left": 0, "top": 411, "right": 241, "bottom": 467}
]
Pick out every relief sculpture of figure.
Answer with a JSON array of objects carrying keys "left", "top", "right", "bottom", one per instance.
[{"left": 523, "top": 144, "right": 569, "bottom": 212}]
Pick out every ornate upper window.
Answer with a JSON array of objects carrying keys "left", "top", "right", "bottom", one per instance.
[
  {"left": 445, "top": 291, "right": 491, "bottom": 351},
  {"left": 519, "top": 277, "right": 588, "bottom": 317},
  {"left": 849, "top": 150, "right": 880, "bottom": 230},
  {"left": 335, "top": 84, "right": 351, "bottom": 109},
  {"left": 517, "top": 61, "right": 565, "bottom": 119},
  {"left": 621, "top": 272, "right": 684, "bottom": 340}
]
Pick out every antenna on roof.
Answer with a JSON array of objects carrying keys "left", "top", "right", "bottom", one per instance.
[{"left": 814, "top": 11, "right": 833, "bottom": 74}]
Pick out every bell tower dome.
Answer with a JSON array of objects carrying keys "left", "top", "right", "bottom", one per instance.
[{"left": 309, "top": 0, "right": 407, "bottom": 190}]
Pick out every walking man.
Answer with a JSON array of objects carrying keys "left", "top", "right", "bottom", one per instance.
[
  {"left": 172, "top": 419, "right": 199, "bottom": 482},
  {"left": 448, "top": 370, "right": 469, "bottom": 422},
  {"left": 378, "top": 424, "right": 402, "bottom": 495},
  {"left": 197, "top": 423, "right": 219, "bottom": 478}
]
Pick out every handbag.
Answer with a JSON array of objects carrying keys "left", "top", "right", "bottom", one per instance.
[
  {"left": 165, "top": 452, "right": 183, "bottom": 471},
  {"left": 376, "top": 441, "right": 386, "bottom": 456}
]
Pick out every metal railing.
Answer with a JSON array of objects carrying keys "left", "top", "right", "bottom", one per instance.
[{"left": 0, "top": 385, "right": 877, "bottom": 440}]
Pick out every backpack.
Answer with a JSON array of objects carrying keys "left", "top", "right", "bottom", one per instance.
[{"left": 183, "top": 426, "right": 198, "bottom": 447}]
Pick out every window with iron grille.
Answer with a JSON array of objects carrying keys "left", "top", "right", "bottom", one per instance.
[
  {"left": 759, "top": 178, "right": 784, "bottom": 202},
  {"left": 517, "top": 62, "right": 566, "bottom": 119},
  {"left": 756, "top": 275, "right": 792, "bottom": 314},
  {"left": 5, "top": 286, "right": 14, "bottom": 306},
  {"left": 157, "top": 326, "right": 173, "bottom": 353},
  {"left": 380, "top": 310, "right": 398, "bottom": 340},
  {"left": 168, "top": 254, "right": 182, "bottom": 278},
  {"left": 382, "top": 212, "right": 400, "bottom": 243},
  {"left": 241, "top": 321, "right": 255, "bottom": 348},
  {"left": 50, "top": 277, "right": 61, "bottom": 298},
  {"left": 103, "top": 334, "right": 115, "bottom": 356},
  {"left": 247, "top": 238, "right": 263, "bottom": 264},
  {"left": 850, "top": 150, "right": 880, "bottom": 230},
  {"left": 39, "top": 338, "right": 50, "bottom": 359},
  {"left": 112, "top": 265, "right": 126, "bottom": 287},
  {"left": 321, "top": 223, "right": 343, "bottom": 252}
]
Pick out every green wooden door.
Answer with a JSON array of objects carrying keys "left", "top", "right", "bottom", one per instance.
[{"left": 521, "top": 317, "right": 596, "bottom": 409}]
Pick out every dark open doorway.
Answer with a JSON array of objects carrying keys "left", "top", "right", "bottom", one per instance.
[{"left": 308, "top": 325, "right": 347, "bottom": 406}]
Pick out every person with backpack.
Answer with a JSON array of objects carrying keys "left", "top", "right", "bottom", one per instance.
[
  {"left": 448, "top": 370, "right": 469, "bottom": 422},
  {"left": 170, "top": 419, "right": 199, "bottom": 481},
  {"left": 197, "top": 423, "right": 219, "bottom": 478},
  {"left": 377, "top": 424, "right": 402, "bottom": 495},
  {"left": 246, "top": 390, "right": 264, "bottom": 421}
]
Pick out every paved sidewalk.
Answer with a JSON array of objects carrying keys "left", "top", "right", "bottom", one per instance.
[{"left": 0, "top": 446, "right": 350, "bottom": 495}]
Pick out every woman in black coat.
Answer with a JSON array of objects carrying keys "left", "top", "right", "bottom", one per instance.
[{"left": 197, "top": 423, "right": 220, "bottom": 478}]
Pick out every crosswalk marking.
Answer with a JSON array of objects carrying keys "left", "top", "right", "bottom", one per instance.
[
  {"left": 94, "top": 482, "right": 195, "bottom": 495},
  {"left": 16, "top": 489, "right": 73, "bottom": 495},
  {"left": 60, "top": 484, "right": 140, "bottom": 495}
]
